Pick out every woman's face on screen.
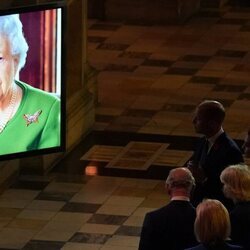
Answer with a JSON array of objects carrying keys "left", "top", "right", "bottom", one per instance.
[{"left": 0, "top": 34, "right": 18, "bottom": 99}]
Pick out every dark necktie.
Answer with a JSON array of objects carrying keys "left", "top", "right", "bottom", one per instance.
[{"left": 200, "top": 139, "right": 208, "bottom": 166}]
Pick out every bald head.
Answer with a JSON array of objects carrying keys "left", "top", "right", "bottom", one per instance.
[
  {"left": 193, "top": 100, "right": 225, "bottom": 137},
  {"left": 197, "top": 100, "right": 225, "bottom": 124},
  {"left": 166, "top": 167, "right": 195, "bottom": 192}
]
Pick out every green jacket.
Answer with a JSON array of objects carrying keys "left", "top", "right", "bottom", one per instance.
[{"left": 0, "top": 80, "right": 60, "bottom": 155}]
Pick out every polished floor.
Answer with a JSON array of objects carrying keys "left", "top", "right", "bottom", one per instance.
[{"left": 1, "top": 4, "right": 250, "bottom": 249}]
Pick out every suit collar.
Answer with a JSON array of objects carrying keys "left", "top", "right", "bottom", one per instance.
[
  {"left": 171, "top": 196, "right": 190, "bottom": 201},
  {"left": 207, "top": 128, "right": 224, "bottom": 152}
]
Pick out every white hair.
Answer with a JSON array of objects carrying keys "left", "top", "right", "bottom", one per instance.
[
  {"left": 166, "top": 167, "right": 195, "bottom": 192},
  {"left": 0, "top": 14, "right": 29, "bottom": 71}
]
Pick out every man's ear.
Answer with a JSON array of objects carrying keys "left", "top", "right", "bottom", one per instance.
[{"left": 165, "top": 183, "right": 171, "bottom": 195}]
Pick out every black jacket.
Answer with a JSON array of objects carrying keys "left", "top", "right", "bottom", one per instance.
[
  {"left": 139, "top": 200, "right": 197, "bottom": 250},
  {"left": 191, "top": 132, "right": 243, "bottom": 209},
  {"left": 230, "top": 201, "right": 250, "bottom": 249}
]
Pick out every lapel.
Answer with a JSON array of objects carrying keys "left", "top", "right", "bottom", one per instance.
[
  {"left": 208, "top": 132, "right": 225, "bottom": 155},
  {"left": 199, "top": 139, "right": 208, "bottom": 166},
  {"left": 199, "top": 132, "right": 226, "bottom": 166}
]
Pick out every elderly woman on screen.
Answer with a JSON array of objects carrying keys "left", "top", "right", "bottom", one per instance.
[
  {"left": 185, "top": 199, "right": 243, "bottom": 250},
  {"left": 220, "top": 164, "right": 250, "bottom": 249},
  {"left": 0, "top": 14, "right": 60, "bottom": 155}
]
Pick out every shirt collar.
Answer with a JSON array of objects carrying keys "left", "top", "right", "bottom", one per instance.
[
  {"left": 171, "top": 196, "right": 190, "bottom": 201},
  {"left": 207, "top": 127, "right": 224, "bottom": 148}
]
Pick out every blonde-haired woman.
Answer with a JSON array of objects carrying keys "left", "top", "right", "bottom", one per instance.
[
  {"left": 221, "top": 164, "right": 250, "bottom": 249},
  {"left": 185, "top": 199, "right": 242, "bottom": 250}
]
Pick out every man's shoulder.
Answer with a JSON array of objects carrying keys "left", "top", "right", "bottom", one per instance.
[
  {"left": 226, "top": 243, "right": 244, "bottom": 249},
  {"left": 218, "top": 132, "right": 239, "bottom": 147},
  {"left": 146, "top": 204, "right": 169, "bottom": 216},
  {"left": 184, "top": 244, "right": 205, "bottom": 250},
  {"left": 211, "top": 133, "right": 244, "bottom": 164},
  {"left": 214, "top": 132, "right": 242, "bottom": 154},
  {"left": 146, "top": 201, "right": 194, "bottom": 218},
  {"left": 185, "top": 243, "right": 243, "bottom": 250}
]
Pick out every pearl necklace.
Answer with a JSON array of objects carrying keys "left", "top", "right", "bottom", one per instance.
[{"left": 0, "top": 86, "right": 17, "bottom": 133}]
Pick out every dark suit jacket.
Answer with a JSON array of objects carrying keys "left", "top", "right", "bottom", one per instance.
[
  {"left": 230, "top": 201, "right": 250, "bottom": 249},
  {"left": 139, "top": 200, "right": 197, "bottom": 250},
  {"left": 191, "top": 132, "right": 244, "bottom": 209},
  {"left": 185, "top": 242, "right": 243, "bottom": 250}
]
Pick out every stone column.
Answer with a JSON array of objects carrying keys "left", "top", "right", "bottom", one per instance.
[{"left": 64, "top": 0, "right": 96, "bottom": 150}]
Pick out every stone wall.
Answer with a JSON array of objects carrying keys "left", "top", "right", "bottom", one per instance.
[
  {"left": 106, "top": 0, "right": 200, "bottom": 24},
  {"left": 89, "top": 0, "right": 201, "bottom": 24},
  {"left": 201, "top": 0, "right": 228, "bottom": 8}
]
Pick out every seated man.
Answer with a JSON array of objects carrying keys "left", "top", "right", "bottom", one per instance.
[
  {"left": 139, "top": 168, "right": 197, "bottom": 250},
  {"left": 189, "top": 100, "right": 244, "bottom": 210}
]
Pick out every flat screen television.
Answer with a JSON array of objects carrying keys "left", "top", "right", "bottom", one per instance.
[{"left": 0, "top": 3, "right": 66, "bottom": 161}]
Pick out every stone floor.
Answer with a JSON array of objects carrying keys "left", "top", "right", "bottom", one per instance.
[{"left": 1, "top": 4, "right": 250, "bottom": 249}]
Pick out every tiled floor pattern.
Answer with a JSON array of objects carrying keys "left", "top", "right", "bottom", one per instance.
[
  {"left": 53, "top": 130, "right": 203, "bottom": 179},
  {"left": 2, "top": 3, "right": 250, "bottom": 249},
  {"left": 89, "top": 5, "right": 250, "bottom": 140},
  {"left": 80, "top": 141, "right": 192, "bottom": 170},
  {"left": 0, "top": 175, "right": 167, "bottom": 249},
  {"left": 3, "top": 152, "right": 249, "bottom": 250}
]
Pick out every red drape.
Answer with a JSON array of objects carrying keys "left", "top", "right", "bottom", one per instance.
[{"left": 20, "top": 10, "right": 57, "bottom": 92}]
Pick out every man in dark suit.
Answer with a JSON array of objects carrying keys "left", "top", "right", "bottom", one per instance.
[
  {"left": 139, "top": 168, "right": 197, "bottom": 250},
  {"left": 189, "top": 100, "right": 244, "bottom": 209}
]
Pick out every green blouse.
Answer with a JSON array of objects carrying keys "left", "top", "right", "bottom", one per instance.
[{"left": 0, "top": 80, "right": 60, "bottom": 155}]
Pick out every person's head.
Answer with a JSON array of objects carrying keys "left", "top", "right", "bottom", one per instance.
[
  {"left": 0, "top": 14, "right": 28, "bottom": 98},
  {"left": 194, "top": 199, "right": 231, "bottom": 245},
  {"left": 165, "top": 167, "right": 195, "bottom": 197},
  {"left": 220, "top": 164, "right": 250, "bottom": 203},
  {"left": 192, "top": 100, "right": 225, "bottom": 137}
]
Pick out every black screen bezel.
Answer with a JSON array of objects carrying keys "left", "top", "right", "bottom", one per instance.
[{"left": 0, "top": 3, "right": 66, "bottom": 161}]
